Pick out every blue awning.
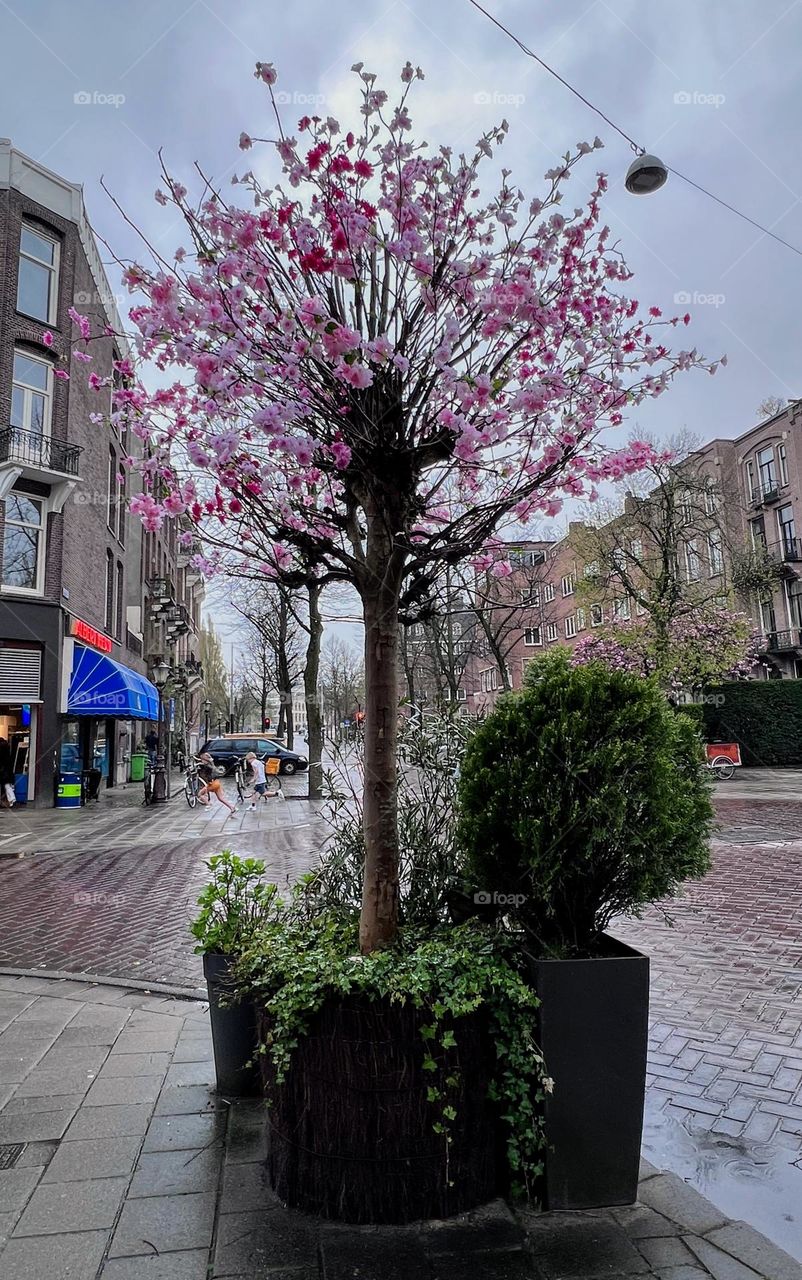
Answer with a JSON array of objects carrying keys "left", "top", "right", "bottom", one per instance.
[{"left": 67, "top": 644, "right": 159, "bottom": 720}]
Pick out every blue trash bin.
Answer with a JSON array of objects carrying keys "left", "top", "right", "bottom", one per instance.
[{"left": 56, "top": 771, "right": 82, "bottom": 809}]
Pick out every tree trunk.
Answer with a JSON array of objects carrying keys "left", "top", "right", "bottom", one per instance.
[
  {"left": 305, "top": 581, "right": 324, "bottom": 801},
  {"left": 359, "top": 540, "right": 404, "bottom": 954}
]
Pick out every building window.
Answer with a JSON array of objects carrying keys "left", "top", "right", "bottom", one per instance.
[
  {"left": 108, "top": 446, "right": 118, "bottom": 531},
  {"left": 451, "top": 620, "right": 463, "bottom": 638},
  {"left": 613, "top": 598, "right": 631, "bottom": 622},
  {"left": 115, "top": 560, "right": 124, "bottom": 639},
  {"left": 456, "top": 687, "right": 467, "bottom": 702},
  {"left": 17, "top": 224, "right": 59, "bottom": 323},
  {"left": 546, "top": 622, "right": 558, "bottom": 642},
  {"left": 565, "top": 614, "right": 577, "bottom": 638},
  {"left": 11, "top": 350, "right": 53, "bottom": 439},
  {"left": 629, "top": 539, "right": 642, "bottom": 563},
  {"left": 708, "top": 530, "right": 724, "bottom": 576},
  {"left": 480, "top": 667, "right": 499, "bottom": 693},
  {"left": 575, "top": 607, "right": 586, "bottom": 631},
  {"left": 778, "top": 505, "right": 796, "bottom": 557},
  {"left": 524, "top": 626, "right": 542, "bottom": 646},
  {"left": 590, "top": 603, "right": 603, "bottom": 627},
  {"left": 756, "top": 446, "right": 777, "bottom": 495},
  {"left": 543, "top": 582, "right": 555, "bottom": 603},
  {"left": 778, "top": 444, "right": 789, "bottom": 487},
  {"left": 750, "top": 516, "right": 767, "bottom": 549},
  {"left": 105, "top": 550, "right": 114, "bottom": 632},
  {"left": 117, "top": 465, "right": 126, "bottom": 545},
  {"left": 1, "top": 493, "right": 44, "bottom": 593},
  {"left": 760, "top": 597, "right": 777, "bottom": 635},
  {"left": 745, "top": 459, "right": 755, "bottom": 503},
  {"left": 561, "top": 574, "right": 575, "bottom": 597},
  {"left": 704, "top": 483, "right": 718, "bottom": 515},
  {"left": 685, "top": 539, "right": 701, "bottom": 581}
]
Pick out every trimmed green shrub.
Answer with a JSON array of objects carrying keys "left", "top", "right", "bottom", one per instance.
[
  {"left": 457, "top": 651, "right": 713, "bottom": 955},
  {"left": 700, "top": 680, "right": 802, "bottom": 766}
]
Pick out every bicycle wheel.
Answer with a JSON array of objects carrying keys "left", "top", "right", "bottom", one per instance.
[
  {"left": 235, "top": 767, "right": 246, "bottom": 803},
  {"left": 185, "top": 776, "right": 198, "bottom": 808},
  {"left": 711, "top": 756, "right": 735, "bottom": 781}
]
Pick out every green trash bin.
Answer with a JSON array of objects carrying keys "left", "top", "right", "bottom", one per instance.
[{"left": 130, "top": 753, "right": 147, "bottom": 783}]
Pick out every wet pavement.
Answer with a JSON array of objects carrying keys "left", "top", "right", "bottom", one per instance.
[
  {"left": 0, "top": 975, "right": 799, "bottom": 1280},
  {"left": 616, "top": 771, "right": 802, "bottom": 1264},
  {"left": 0, "top": 774, "right": 324, "bottom": 990},
  {"left": 1, "top": 767, "right": 802, "bottom": 1263}
]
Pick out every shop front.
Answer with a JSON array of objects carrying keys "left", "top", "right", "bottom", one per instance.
[
  {"left": 60, "top": 627, "right": 159, "bottom": 801},
  {"left": 0, "top": 599, "right": 62, "bottom": 807}
]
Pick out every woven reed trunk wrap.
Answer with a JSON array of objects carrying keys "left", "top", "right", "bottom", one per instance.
[{"left": 259, "top": 995, "right": 500, "bottom": 1223}]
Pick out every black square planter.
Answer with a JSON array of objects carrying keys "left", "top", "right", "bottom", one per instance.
[{"left": 533, "top": 935, "right": 649, "bottom": 1209}]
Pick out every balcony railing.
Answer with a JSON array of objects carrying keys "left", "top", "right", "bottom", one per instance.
[
  {"left": 750, "top": 480, "right": 784, "bottom": 506},
  {"left": 125, "top": 628, "right": 143, "bottom": 657},
  {"left": 766, "top": 538, "right": 802, "bottom": 566},
  {"left": 765, "top": 628, "right": 802, "bottom": 652},
  {"left": 0, "top": 425, "right": 82, "bottom": 476}
]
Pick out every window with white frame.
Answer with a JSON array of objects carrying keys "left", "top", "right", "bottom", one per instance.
[
  {"left": 108, "top": 445, "right": 118, "bottom": 531},
  {"left": 451, "top": 620, "right": 463, "bottom": 638},
  {"left": 756, "top": 446, "right": 777, "bottom": 494},
  {"left": 584, "top": 561, "right": 600, "bottom": 579},
  {"left": 11, "top": 350, "right": 53, "bottom": 439},
  {"left": 480, "top": 667, "right": 499, "bottom": 692},
  {"left": 629, "top": 539, "right": 643, "bottom": 563},
  {"left": 546, "top": 622, "right": 558, "bottom": 642},
  {"left": 543, "top": 582, "right": 555, "bottom": 602},
  {"left": 685, "top": 539, "right": 701, "bottom": 581},
  {"left": 704, "top": 483, "right": 718, "bottom": 515},
  {"left": 565, "top": 614, "right": 577, "bottom": 638},
  {"left": 778, "top": 505, "right": 796, "bottom": 557},
  {"left": 17, "top": 224, "right": 59, "bottom": 323},
  {"left": 456, "top": 686, "right": 467, "bottom": 701},
  {"left": 575, "top": 607, "right": 586, "bottom": 631},
  {"left": 636, "top": 600, "right": 648, "bottom": 616},
  {"left": 778, "top": 443, "right": 789, "bottom": 487},
  {"left": 1, "top": 493, "right": 45, "bottom": 593},
  {"left": 613, "top": 597, "right": 631, "bottom": 622},
  {"left": 561, "top": 574, "right": 575, "bottom": 597},
  {"left": 590, "top": 602, "right": 603, "bottom": 627},
  {"left": 524, "top": 625, "right": 542, "bottom": 646},
  {"left": 708, "top": 529, "right": 724, "bottom": 576},
  {"left": 745, "top": 459, "right": 755, "bottom": 502}
]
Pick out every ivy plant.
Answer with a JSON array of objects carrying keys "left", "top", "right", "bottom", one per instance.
[{"left": 236, "top": 908, "right": 550, "bottom": 1200}]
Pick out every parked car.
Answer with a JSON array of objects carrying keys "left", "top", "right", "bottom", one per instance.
[{"left": 199, "top": 735, "right": 309, "bottom": 776}]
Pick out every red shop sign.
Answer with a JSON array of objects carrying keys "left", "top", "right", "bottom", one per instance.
[{"left": 70, "top": 617, "right": 113, "bottom": 654}]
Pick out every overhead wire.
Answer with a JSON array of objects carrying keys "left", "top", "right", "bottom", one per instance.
[{"left": 466, "top": 0, "right": 802, "bottom": 260}]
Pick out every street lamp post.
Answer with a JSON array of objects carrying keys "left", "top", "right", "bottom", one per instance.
[
  {"left": 203, "top": 698, "right": 211, "bottom": 744},
  {"left": 151, "top": 659, "right": 171, "bottom": 804}
]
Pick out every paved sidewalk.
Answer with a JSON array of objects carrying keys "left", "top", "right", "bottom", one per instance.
[{"left": 0, "top": 975, "right": 799, "bottom": 1280}]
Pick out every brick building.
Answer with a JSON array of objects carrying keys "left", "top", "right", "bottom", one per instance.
[
  {"left": 0, "top": 140, "right": 203, "bottom": 806},
  {"left": 415, "top": 401, "right": 802, "bottom": 713}
]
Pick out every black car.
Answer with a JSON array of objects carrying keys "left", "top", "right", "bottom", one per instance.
[{"left": 199, "top": 735, "right": 309, "bottom": 776}]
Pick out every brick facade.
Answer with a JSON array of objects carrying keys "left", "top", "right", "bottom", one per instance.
[{"left": 0, "top": 141, "right": 204, "bottom": 803}]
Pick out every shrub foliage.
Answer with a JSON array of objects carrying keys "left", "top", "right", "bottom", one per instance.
[
  {"left": 700, "top": 679, "right": 802, "bottom": 766},
  {"left": 457, "top": 652, "right": 713, "bottom": 955}
]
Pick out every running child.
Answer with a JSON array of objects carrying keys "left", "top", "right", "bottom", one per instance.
[{"left": 197, "top": 753, "right": 236, "bottom": 818}]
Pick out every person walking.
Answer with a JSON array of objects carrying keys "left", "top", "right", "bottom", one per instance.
[
  {"left": 0, "top": 737, "right": 15, "bottom": 809},
  {"left": 196, "top": 753, "right": 236, "bottom": 818},
  {"left": 245, "top": 752, "right": 268, "bottom": 808}
]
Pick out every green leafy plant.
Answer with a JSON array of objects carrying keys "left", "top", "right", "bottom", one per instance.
[
  {"left": 316, "top": 708, "right": 473, "bottom": 927},
  {"left": 457, "top": 650, "right": 713, "bottom": 956},
  {"left": 731, "top": 547, "right": 784, "bottom": 597},
  {"left": 237, "top": 909, "right": 548, "bottom": 1199},
  {"left": 190, "top": 851, "right": 281, "bottom": 956}
]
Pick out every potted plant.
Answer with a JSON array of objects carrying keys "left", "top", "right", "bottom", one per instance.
[
  {"left": 191, "top": 851, "right": 280, "bottom": 1096},
  {"left": 457, "top": 651, "right": 713, "bottom": 1209},
  {"left": 228, "top": 712, "right": 550, "bottom": 1223}
]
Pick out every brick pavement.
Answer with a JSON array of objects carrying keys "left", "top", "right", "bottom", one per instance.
[
  {"left": 0, "top": 976, "right": 798, "bottom": 1280},
  {"left": 616, "top": 796, "right": 802, "bottom": 1261},
  {"left": 0, "top": 777, "right": 324, "bottom": 989}
]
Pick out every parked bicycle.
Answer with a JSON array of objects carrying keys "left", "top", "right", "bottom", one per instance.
[
  {"left": 184, "top": 757, "right": 204, "bottom": 808},
  {"left": 233, "top": 758, "right": 248, "bottom": 804}
]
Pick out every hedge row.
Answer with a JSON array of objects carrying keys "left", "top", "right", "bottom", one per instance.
[{"left": 693, "top": 680, "right": 802, "bottom": 767}]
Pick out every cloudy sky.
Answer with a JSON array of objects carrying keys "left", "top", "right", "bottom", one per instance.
[{"left": 2, "top": 0, "right": 799, "bottom": 646}]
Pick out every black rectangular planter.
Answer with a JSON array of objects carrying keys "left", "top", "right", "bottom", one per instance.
[
  {"left": 533, "top": 935, "right": 649, "bottom": 1210},
  {"left": 203, "top": 952, "right": 260, "bottom": 1097}
]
